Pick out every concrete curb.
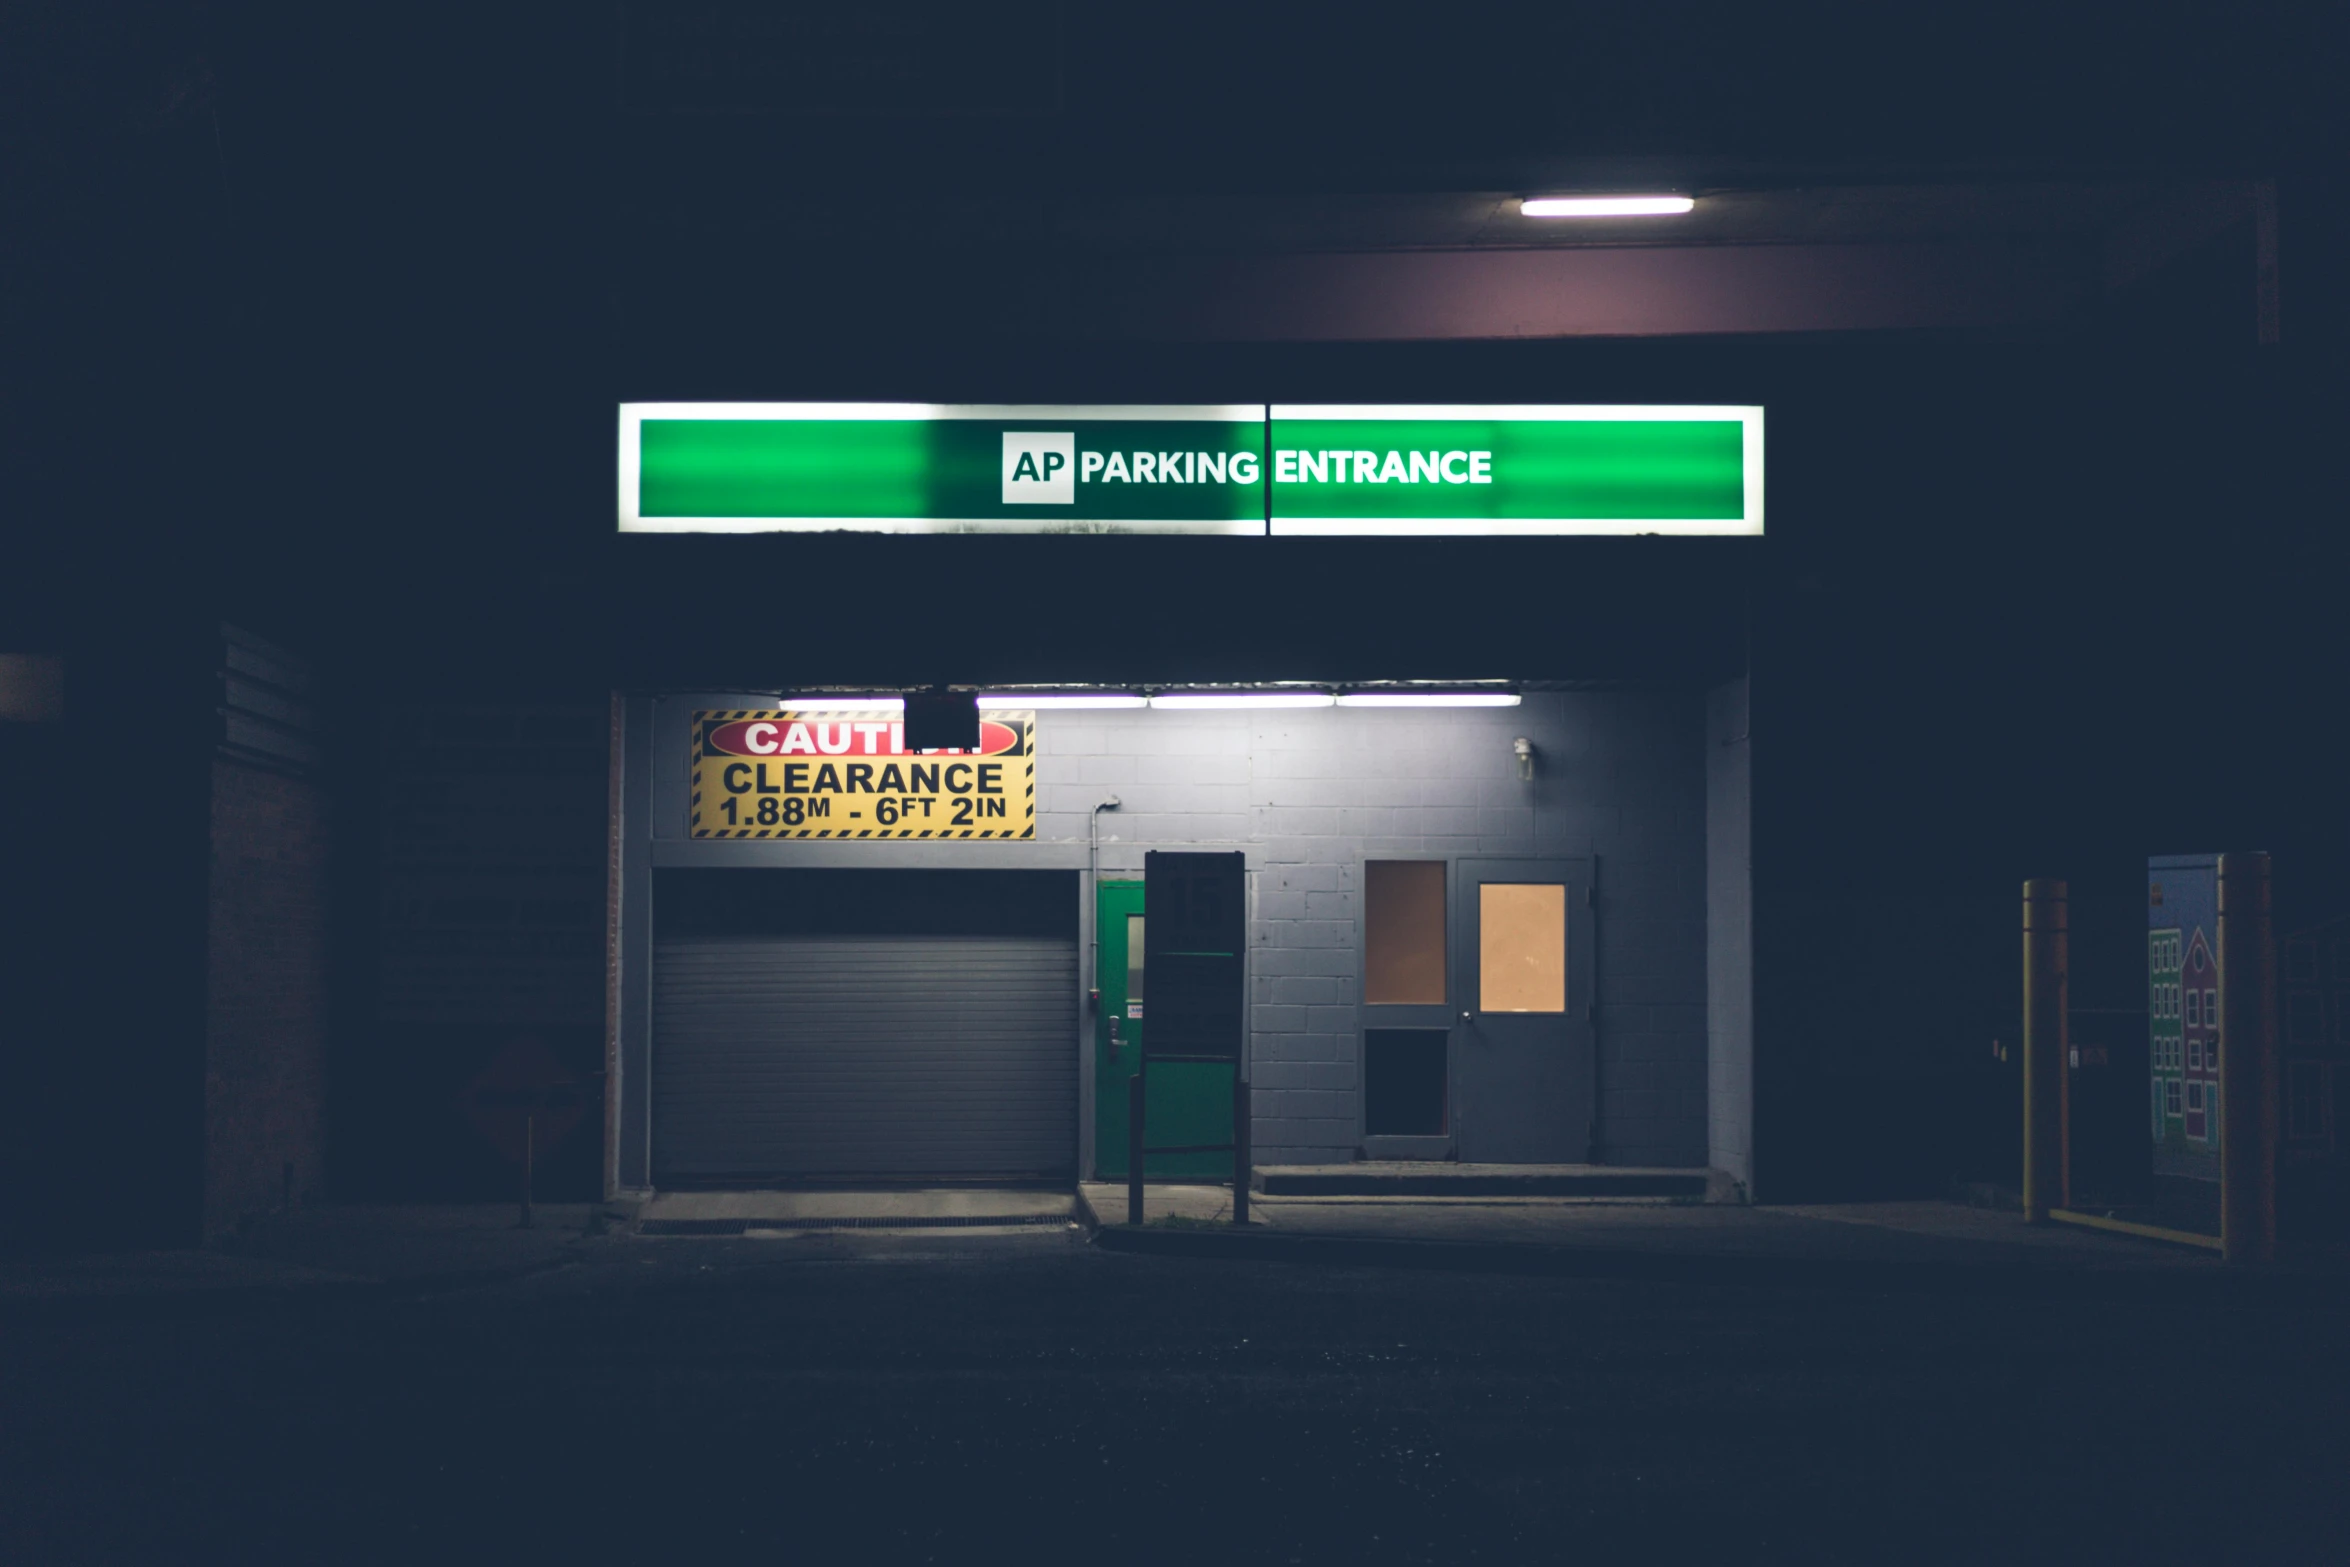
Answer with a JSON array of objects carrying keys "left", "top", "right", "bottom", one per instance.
[{"left": 1087, "top": 1215, "right": 2349, "bottom": 1304}]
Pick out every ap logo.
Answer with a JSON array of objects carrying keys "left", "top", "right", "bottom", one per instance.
[{"left": 1001, "top": 431, "right": 1075, "bottom": 504}]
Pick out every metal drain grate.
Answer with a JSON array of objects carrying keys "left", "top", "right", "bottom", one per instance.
[{"left": 640, "top": 1213, "right": 1073, "bottom": 1236}]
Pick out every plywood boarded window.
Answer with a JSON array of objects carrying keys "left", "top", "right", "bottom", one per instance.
[
  {"left": 1365, "top": 861, "right": 1446, "bottom": 1005},
  {"left": 1479, "top": 882, "right": 1566, "bottom": 1013}
]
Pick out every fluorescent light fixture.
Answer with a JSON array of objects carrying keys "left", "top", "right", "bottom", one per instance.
[
  {"left": 1151, "top": 691, "right": 1336, "bottom": 710},
  {"left": 1335, "top": 692, "right": 1522, "bottom": 708},
  {"left": 779, "top": 696, "right": 903, "bottom": 711},
  {"left": 977, "top": 693, "right": 1148, "bottom": 709},
  {"left": 1520, "top": 195, "right": 1694, "bottom": 218}
]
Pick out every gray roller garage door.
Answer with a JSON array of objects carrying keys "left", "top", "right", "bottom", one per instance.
[{"left": 653, "top": 933, "right": 1077, "bottom": 1181}]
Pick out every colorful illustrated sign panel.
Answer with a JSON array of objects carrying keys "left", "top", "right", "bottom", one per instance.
[
  {"left": 690, "top": 709, "right": 1035, "bottom": 840},
  {"left": 2150, "top": 854, "right": 2222, "bottom": 1179}
]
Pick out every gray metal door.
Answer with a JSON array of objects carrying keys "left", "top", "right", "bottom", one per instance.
[
  {"left": 652, "top": 933, "right": 1077, "bottom": 1181},
  {"left": 1450, "top": 858, "right": 1595, "bottom": 1163}
]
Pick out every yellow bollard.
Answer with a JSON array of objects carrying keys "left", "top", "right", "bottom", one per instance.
[
  {"left": 2217, "top": 853, "right": 2278, "bottom": 1265},
  {"left": 2021, "top": 880, "right": 2068, "bottom": 1223}
]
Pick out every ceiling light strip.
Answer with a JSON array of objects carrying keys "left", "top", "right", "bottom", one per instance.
[
  {"left": 1150, "top": 692, "right": 1336, "bottom": 710},
  {"left": 1335, "top": 692, "right": 1521, "bottom": 707},
  {"left": 976, "top": 693, "right": 1149, "bottom": 709},
  {"left": 1520, "top": 195, "right": 1695, "bottom": 217}
]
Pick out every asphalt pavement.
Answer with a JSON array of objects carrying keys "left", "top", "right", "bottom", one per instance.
[{"left": 4, "top": 1211, "right": 2345, "bottom": 1564}]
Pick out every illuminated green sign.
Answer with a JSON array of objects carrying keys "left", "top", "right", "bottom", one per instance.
[
  {"left": 619, "top": 404, "right": 1762, "bottom": 536},
  {"left": 622, "top": 404, "right": 1264, "bottom": 534},
  {"left": 1266, "top": 406, "right": 1759, "bottom": 536}
]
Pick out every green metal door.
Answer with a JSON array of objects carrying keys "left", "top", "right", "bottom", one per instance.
[{"left": 1095, "top": 879, "right": 1232, "bottom": 1179}]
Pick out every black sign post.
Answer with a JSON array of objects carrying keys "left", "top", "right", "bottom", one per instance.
[{"left": 1132, "top": 852, "right": 1250, "bottom": 1225}]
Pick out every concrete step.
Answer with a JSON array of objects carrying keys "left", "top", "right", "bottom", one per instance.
[
  {"left": 1251, "top": 1163, "right": 1714, "bottom": 1199},
  {"left": 636, "top": 1189, "right": 1076, "bottom": 1234}
]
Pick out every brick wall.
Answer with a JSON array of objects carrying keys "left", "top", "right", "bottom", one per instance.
[
  {"left": 356, "top": 704, "right": 608, "bottom": 1199},
  {"left": 1035, "top": 692, "right": 1710, "bottom": 1168},
  {"left": 204, "top": 757, "right": 331, "bottom": 1238}
]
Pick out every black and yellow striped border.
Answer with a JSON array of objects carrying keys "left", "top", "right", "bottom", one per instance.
[{"left": 688, "top": 709, "right": 1037, "bottom": 840}]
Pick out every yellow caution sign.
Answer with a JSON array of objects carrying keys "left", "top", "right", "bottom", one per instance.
[{"left": 690, "top": 710, "right": 1036, "bottom": 840}]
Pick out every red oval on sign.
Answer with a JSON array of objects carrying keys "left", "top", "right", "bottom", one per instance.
[
  {"left": 703, "top": 716, "right": 1021, "bottom": 757},
  {"left": 706, "top": 719, "right": 788, "bottom": 756}
]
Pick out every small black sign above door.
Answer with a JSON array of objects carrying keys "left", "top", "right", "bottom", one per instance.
[{"left": 1143, "top": 851, "right": 1245, "bottom": 1059}]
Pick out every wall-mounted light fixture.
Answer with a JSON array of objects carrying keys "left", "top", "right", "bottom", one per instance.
[
  {"left": 780, "top": 695, "right": 903, "bottom": 711},
  {"left": 1336, "top": 691, "right": 1520, "bottom": 708},
  {"left": 903, "top": 688, "right": 979, "bottom": 751},
  {"left": 1520, "top": 195, "right": 1694, "bottom": 218},
  {"left": 1513, "top": 736, "right": 1537, "bottom": 782},
  {"left": 770, "top": 687, "right": 1524, "bottom": 713},
  {"left": 979, "top": 692, "right": 1148, "bottom": 709},
  {"left": 1151, "top": 691, "right": 1335, "bottom": 710}
]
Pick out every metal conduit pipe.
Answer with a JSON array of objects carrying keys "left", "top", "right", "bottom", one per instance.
[{"left": 1088, "top": 797, "right": 1122, "bottom": 1006}]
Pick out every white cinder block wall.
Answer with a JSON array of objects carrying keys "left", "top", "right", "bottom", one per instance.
[{"left": 1034, "top": 692, "right": 1711, "bottom": 1169}]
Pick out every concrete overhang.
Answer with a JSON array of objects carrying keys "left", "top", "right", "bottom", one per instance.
[
  {"left": 619, "top": 168, "right": 2281, "bottom": 371},
  {"left": 1055, "top": 177, "right": 2277, "bottom": 342}
]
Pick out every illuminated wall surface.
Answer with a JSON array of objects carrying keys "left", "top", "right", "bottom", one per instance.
[{"left": 620, "top": 404, "right": 1763, "bottom": 535}]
